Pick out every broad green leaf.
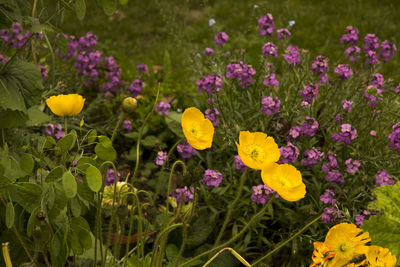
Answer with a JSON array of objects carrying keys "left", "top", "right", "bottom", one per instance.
[
  {"left": 87, "top": 129, "right": 97, "bottom": 145},
  {"left": 27, "top": 206, "right": 40, "bottom": 237},
  {"left": 69, "top": 216, "right": 92, "bottom": 255},
  {"left": 165, "top": 111, "right": 184, "bottom": 138},
  {"left": 20, "top": 153, "right": 34, "bottom": 173},
  {"left": 76, "top": 157, "right": 97, "bottom": 172},
  {"left": 8, "top": 182, "right": 42, "bottom": 212},
  {"left": 75, "top": 0, "right": 86, "bottom": 21},
  {"left": 95, "top": 142, "right": 116, "bottom": 161},
  {"left": 98, "top": 135, "right": 112, "bottom": 147},
  {"left": 62, "top": 171, "right": 77, "bottom": 198},
  {"left": 57, "top": 133, "right": 75, "bottom": 152},
  {"left": 25, "top": 106, "right": 50, "bottom": 126},
  {"left": 44, "top": 136, "right": 56, "bottom": 149},
  {"left": 69, "top": 196, "right": 81, "bottom": 217},
  {"left": 45, "top": 166, "right": 63, "bottom": 183},
  {"left": 102, "top": 0, "right": 117, "bottom": 16},
  {"left": 85, "top": 165, "right": 102, "bottom": 192},
  {"left": 5, "top": 202, "right": 15, "bottom": 228},
  {"left": 141, "top": 135, "right": 160, "bottom": 148},
  {"left": 166, "top": 244, "right": 179, "bottom": 262}
]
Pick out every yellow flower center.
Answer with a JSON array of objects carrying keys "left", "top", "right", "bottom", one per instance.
[
  {"left": 190, "top": 124, "right": 201, "bottom": 138},
  {"left": 247, "top": 145, "right": 264, "bottom": 162},
  {"left": 335, "top": 241, "right": 354, "bottom": 259}
]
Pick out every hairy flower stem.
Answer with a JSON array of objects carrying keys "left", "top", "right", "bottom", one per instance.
[
  {"left": 203, "top": 247, "right": 251, "bottom": 267},
  {"left": 181, "top": 198, "right": 273, "bottom": 267},
  {"left": 214, "top": 169, "right": 247, "bottom": 246},
  {"left": 165, "top": 160, "right": 186, "bottom": 212},
  {"left": 151, "top": 223, "right": 184, "bottom": 267},
  {"left": 132, "top": 86, "right": 160, "bottom": 183},
  {"left": 251, "top": 213, "right": 323, "bottom": 266},
  {"left": 42, "top": 32, "right": 55, "bottom": 85},
  {"left": 64, "top": 117, "right": 68, "bottom": 134},
  {"left": 111, "top": 112, "right": 124, "bottom": 143},
  {"left": 31, "top": 0, "right": 38, "bottom": 64}
]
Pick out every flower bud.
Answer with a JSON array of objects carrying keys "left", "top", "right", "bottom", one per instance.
[{"left": 122, "top": 97, "right": 137, "bottom": 113}]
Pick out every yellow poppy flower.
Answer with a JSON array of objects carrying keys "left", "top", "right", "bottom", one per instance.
[
  {"left": 261, "top": 163, "right": 306, "bottom": 201},
  {"left": 181, "top": 107, "right": 214, "bottom": 150},
  {"left": 235, "top": 131, "right": 280, "bottom": 170},
  {"left": 324, "top": 223, "right": 370, "bottom": 266},
  {"left": 46, "top": 94, "right": 86, "bottom": 116},
  {"left": 365, "top": 245, "right": 397, "bottom": 267},
  {"left": 310, "top": 241, "right": 334, "bottom": 267}
]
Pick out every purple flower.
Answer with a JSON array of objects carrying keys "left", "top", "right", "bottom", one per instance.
[
  {"left": 342, "top": 100, "right": 353, "bottom": 112},
  {"left": 263, "top": 73, "right": 279, "bottom": 87},
  {"left": 364, "top": 50, "right": 379, "bottom": 65},
  {"left": 370, "top": 73, "right": 384, "bottom": 89},
  {"left": 311, "top": 56, "right": 329, "bottom": 75},
  {"left": 78, "top": 32, "right": 97, "bottom": 51},
  {"left": 321, "top": 206, "right": 341, "bottom": 224},
  {"left": 177, "top": 141, "right": 197, "bottom": 159},
  {"left": 334, "top": 64, "right": 353, "bottom": 80},
  {"left": 278, "top": 142, "right": 299, "bottom": 164},
  {"left": 38, "top": 65, "right": 48, "bottom": 82},
  {"left": 100, "top": 56, "right": 121, "bottom": 93},
  {"left": 375, "top": 170, "right": 395, "bottom": 187},
  {"left": 340, "top": 26, "right": 359, "bottom": 45},
  {"left": 155, "top": 101, "right": 171, "bottom": 116},
  {"left": 45, "top": 123, "right": 65, "bottom": 140},
  {"left": 388, "top": 122, "right": 400, "bottom": 154},
  {"left": 320, "top": 189, "right": 336, "bottom": 205},
  {"left": 136, "top": 63, "right": 149, "bottom": 74},
  {"left": 106, "top": 168, "right": 120, "bottom": 185},
  {"left": 325, "top": 170, "right": 344, "bottom": 185},
  {"left": 0, "top": 22, "right": 35, "bottom": 48},
  {"left": 214, "top": 32, "right": 229, "bottom": 46},
  {"left": 234, "top": 155, "right": 247, "bottom": 172},
  {"left": 251, "top": 185, "right": 277, "bottom": 204},
  {"left": 196, "top": 74, "right": 222, "bottom": 95},
  {"left": 287, "top": 126, "right": 301, "bottom": 140},
  {"left": 395, "top": 84, "right": 400, "bottom": 94},
  {"left": 258, "top": 13, "right": 274, "bottom": 36},
  {"left": 204, "top": 47, "right": 215, "bottom": 56},
  {"left": 345, "top": 46, "right": 361, "bottom": 63},
  {"left": 202, "top": 169, "right": 223, "bottom": 188},
  {"left": 370, "top": 130, "right": 377, "bottom": 136},
  {"left": 321, "top": 153, "right": 338, "bottom": 173},
  {"left": 335, "top": 115, "right": 343, "bottom": 123},
  {"left": 171, "top": 186, "right": 194, "bottom": 204},
  {"left": 261, "top": 96, "right": 280, "bottom": 115},
  {"left": 283, "top": 45, "right": 300, "bottom": 66},
  {"left": 363, "top": 85, "right": 383, "bottom": 107},
  {"left": 345, "top": 158, "right": 361, "bottom": 174},
  {"left": 299, "top": 83, "right": 318, "bottom": 104},
  {"left": 331, "top": 123, "right": 358, "bottom": 145},
  {"left": 128, "top": 79, "right": 145, "bottom": 97},
  {"left": 0, "top": 54, "right": 7, "bottom": 64},
  {"left": 155, "top": 151, "right": 167, "bottom": 166},
  {"left": 262, "top": 42, "right": 278, "bottom": 58},
  {"left": 364, "top": 34, "right": 379, "bottom": 52},
  {"left": 226, "top": 62, "right": 256, "bottom": 87},
  {"left": 205, "top": 108, "right": 220, "bottom": 126},
  {"left": 379, "top": 40, "right": 396, "bottom": 63},
  {"left": 301, "top": 116, "right": 319, "bottom": 137},
  {"left": 122, "top": 120, "right": 132, "bottom": 131},
  {"left": 354, "top": 214, "right": 365, "bottom": 226},
  {"left": 74, "top": 50, "right": 103, "bottom": 86},
  {"left": 276, "top": 28, "right": 291, "bottom": 40},
  {"left": 301, "top": 147, "right": 322, "bottom": 169}
]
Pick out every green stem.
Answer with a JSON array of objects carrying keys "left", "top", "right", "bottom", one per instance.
[
  {"left": 251, "top": 214, "right": 323, "bottom": 266},
  {"left": 13, "top": 225, "right": 37, "bottom": 266},
  {"left": 151, "top": 223, "right": 184, "bottom": 267},
  {"left": 214, "top": 169, "right": 247, "bottom": 245},
  {"left": 64, "top": 117, "right": 68, "bottom": 134},
  {"left": 43, "top": 31, "right": 56, "bottom": 85},
  {"left": 203, "top": 248, "right": 251, "bottom": 267},
  {"left": 181, "top": 198, "right": 273, "bottom": 267},
  {"left": 132, "top": 86, "right": 160, "bottom": 182},
  {"left": 111, "top": 112, "right": 124, "bottom": 143},
  {"left": 133, "top": 193, "right": 144, "bottom": 264},
  {"left": 1, "top": 129, "right": 5, "bottom": 148},
  {"left": 165, "top": 160, "right": 186, "bottom": 212}
]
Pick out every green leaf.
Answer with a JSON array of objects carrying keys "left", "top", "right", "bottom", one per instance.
[
  {"left": 165, "top": 111, "right": 184, "bottom": 138},
  {"left": 56, "top": 32, "right": 68, "bottom": 56},
  {"left": 5, "top": 202, "right": 15, "bottom": 228},
  {"left": 27, "top": 206, "right": 39, "bottom": 237},
  {"left": 0, "top": 108, "right": 28, "bottom": 128},
  {"left": 166, "top": 244, "right": 179, "bottom": 262},
  {"left": 69, "top": 196, "right": 81, "bottom": 217},
  {"left": 141, "top": 135, "right": 160, "bottom": 148},
  {"left": 87, "top": 129, "right": 97, "bottom": 145},
  {"left": 102, "top": 0, "right": 117, "bottom": 16},
  {"left": 75, "top": 0, "right": 86, "bottom": 21},
  {"left": 362, "top": 183, "right": 400, "bottom": 257},
  {"left": 20, "top": 153, "right": 34, "bottom": 174},
  {"left": 69, "top": 217, "right": 92, "bottom": 255},
  {"left": 85, "top": 165, "right": 102, "bottom": 192},
  {"left": 62, "top": 171, "right": 77, "bottom": 198},
  {"left": 25, "top": 106, "right": 50, "bottom": 126},
  {"left": 8, "top": 183, "right": 42, "bottom": 212},
  {"left": 57, "top": 133, "right": 75, "bottom": 152},
  {"left": 76, "top": 157, "right": 97, "bottom": 172},
  {"left": 45, "top": 166, "right": 63, "bottom": 183},
  {"left": 119, "top": 0, "right": 128, "bottom": 4},
  {"left": 186, "top": 208, "right": 216, "bottom": 248},
  {"left": 95, "top": 137, "right": 116, "bottom": 161}
]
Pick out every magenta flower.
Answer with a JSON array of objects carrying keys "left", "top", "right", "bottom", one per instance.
[
  {"left": 320, "top": 189, "right": 336, "bottom": 205},
  {"left": 214, "top": 32, "right": 229, "bottom": 46},
  {"left": 299, "top": 83, "right": 318, "bottom": 104},
  {"left": 340, "top": 26, "right": 359, "bottom": 45},
  {"left": 204, "top": 47, "right": 215, "bottom": 56},
  {"left": 155, "top": 151, "right": 167, "bottom": 166},
  {"left": 345, "top": 158, "right": 361, "bottom": 174},
  {"left": 388, "top": 122, "right": 400, "bottom": 154},
  {"left": 196, "top": 74, "right": 222, "bottom": 95},
  {"left": 262, "top": 42, "right": 278, "bottom": 58},
  {"left": 276, "top": 28, "right": 291, "bottom": 40},
  {"left": 234, "top": 155, "right": 247, "bottom": 172},
  {"left": 202, "top": 169, "right": 223, "bottom": 188},
  {"left": 171, "top": 186, "right": 194, "bottom": 204},
  {"left": 261, "top": 96, "right": 280, "bottom": 115},
  {"left": 258, "top": 13, "right": 274, "bottom": 36},
  {"left": 334, "top": 64, "right": 353, "bottom": 80},
  {"left": 263, "top": 73, "right": 279, "bottom": 87},
  {"left": 283, "top": 45, "right": 300, "bottom": 66},
  {"left": 278, "top": 142, "right": 299, "bottom": 164},
  {"left": 345, "top": 46, "right": 361, "bottom": 63},
  {"left": 331, "top": 123, "right": 358, "bottom": 145},
  {"left": 226, "top": 62, "right": 256, "bottom": 87},
  {"left": 250, "top": 185, "right": 277, "bottom": 204}
]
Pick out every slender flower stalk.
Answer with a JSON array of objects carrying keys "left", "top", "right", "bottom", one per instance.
[{"left": 203, "top": 247, "right": 251, "bottom": 267}]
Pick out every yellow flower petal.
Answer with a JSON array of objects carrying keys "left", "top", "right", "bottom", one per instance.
[
  {"left": 181, "top": 107, "right": 214, "bottom": 150},
  {"left": 46, "top": 94, "right": 86, "bottom": 117},
  {"left": 366, "top": 245, "right": 397, "bottom": 267}
]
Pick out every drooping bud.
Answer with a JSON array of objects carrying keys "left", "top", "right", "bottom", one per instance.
[{"left": 122, "top": 97, "right": 137, "bottom": 113}]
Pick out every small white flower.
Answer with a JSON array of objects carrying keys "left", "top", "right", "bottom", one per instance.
[
  {"left": 208, "top": 18, "right": 216, "bottom": 26},
  {"left": 288, "top": 20, "right": 296, "bottom": 27},
  {"left": 253, "top": 4, "right": 259, "bottom": 9},
  {"left": 177, "top": 108, "right": 182, "bottom": 112},
  {"left": 196, "top": 53, "right": 202, "bottom": 58}
]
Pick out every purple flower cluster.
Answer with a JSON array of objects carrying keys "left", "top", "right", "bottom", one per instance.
[
  {"left": 375, "top": 170, "right": 395, "bottom": 187},
  {"left": 0, "top": 54, "right": 7, "bottom": 64},
  {"left": 74, "top": 50, "right": 102, "bottom": 84},
  {"left": 177, "top": 141, "right": 197, "bottom": 159},
  {"left": 155, "top": 101, "right": 171, "bottom": 116},
  {"left": 262, "top": 42, "right": 278, "bottom": 58},
  {"left": 345, "top": 46, "right": 361, "bottom": 63},
  {"left": 364, "top": 50, "right": 379, "bottom": 65},
  {"left": 364, "top": 34, "right": 379, "bottom": 52},
  {"left": 100, "top": 56, "right": 121, "bottom": 93},
  {"left": 202, "top": 169, "right": 223, "bottom": 188},
  {"left": 322, "top": 206, "right": 341, "bottom": 224},
  {"left": 136, "top": 63, "right": 148, "bottom": 74},
  {"left": 283, "top": 45, "right": 300, "bottom": 66},
  {"left": 388, "top": 122, "right": 400, "bottom": 154},
  {"left": 45, "top": 123, "right": 65, "bottom": 140},
  {"left": 171, "top": 186, "right": 194, "bottom": 204},
  {"left": 196, "top": 74, "right": 222, "bottom": 95},
  {"left": 301, "top": 116, "right": 319, "bottom": 137},
  {"left": 334, "top": 64, "right": 353, "bottom": 80},
  {"left": 278, "top": 142, "right": 299, "bottom": 164},
  {"left": 276, "top": 28, "right": 291, "bottom": 40},
  {"left": 321, "top": 153, "right": 338, "bottom": 173},
  {"left": 342, "top": 100, "right": 353, "bottom": 112},
  {"left": 122, "top": 120, "right": 132, "bottom": 131},
  {"left": 320, "top": 189, "right": 336, "bottom": 205},
  {"left": 258, "top": 13, "right": 274, "bottom": 36},
  {"left": 396, "top": 84, "right": 400, "bottom": 94},
  {"left": 311, "top": 56, "right": 329, "bottom": 83},
  {"left": 204, "top": 48, "right": 215, "bottom": 56},
  {"left": 106, "top": 168, "right": 121, "bottom": 185},
  {"left": 205, "top": 108, "right": 220, "bottom": 126},
  {"left": 261, "top": 96, "right": 280, "bottom": 115},
  {"left": 233, "top": 155, "right": 247, "bottom": 172},
  {"left": 345, "top": 158, "right": 361, "bottom": 174},
  {"left": 331, "top": 123, "right": 358, "bottom": 145},
  {"left": 363, "top": 85, "right": 383, "bottom": 107},
  {"left": 0, "top": 22, "right": 38, "bottom": 48},
  {"left": 299, "top": 83, "right": 318, "bottom": 104},
  {"left": 263, "top": 73, "right": 279, "bottom": 87},
  {"left": 226, "top": 62, "right": 256, "bottom": 87},
  {"left": 38, "top": 65, "right": 48, "bottom": 82},
  {"left": 354, "top": 210, "right": 373, "bottom": 226},
  {"left": 251, "top": 185, "right": 277, "bottom": 204},
  {"left": 301, "top": 147, "right": 322, "bottom": 169},
  {"left": 288, "top": 126, "right": 301, "bottom": 140},
  {"left": 214, "top": 32, "right": 229, "bottom": 46},
  {"left": 370, "top": 73, "right": 384, "bottom": 88},
  {"left": 340, "top": 26, "right": 359, "bottom": 45},
  {"left": 379, "top": 40, "right": 397, "bottom": 62},
  {"left": 128, "top": 79, "right": 145, "bottom": 97},
  {"left": 326, "top": 170, "right": 344, "bottom": 185},
  {"left": 155, "top": 151, "right": 167, "bottom": 166}
]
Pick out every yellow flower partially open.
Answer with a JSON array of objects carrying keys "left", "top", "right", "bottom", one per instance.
[
  {"left": 365, "top": 245, "right": 397, "bottom": 267},
  {"left": 310, "top": 241, "right": 334, "bottom": 267},
  {"left": 261, "top": 163, "right": 306, "bottom": 201},
  {"left": 46, "top": 94, "right": 85, "bottom": 116},
  {"left": 181, "top": 107, "right": 214, "bottom": 150},
  {"left": 235, "top": 131, "right": 280, "bottom": 170}
]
